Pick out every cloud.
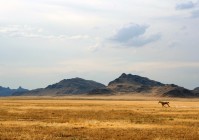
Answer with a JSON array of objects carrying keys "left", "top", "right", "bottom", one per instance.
[
  {"left": 110, "top": 23, "right": 161, "bottom": 47},
  {"left": 168, "top": 41, "right": 179, "bottom": 48},
  {"left": 175, "top": 1, "right": 196, "bottom": 10},
  {"left": 0, "top": 25, "right": 90, "bottom": 40},
  {"left": 126, "top": 34, "right": 161, "bottom": 47},
  {"left": 191, "top": 9, "right": 199, "bottom": 18},
  {"left": 111, "top": 24, "right": 147, "bottom": 42},
  {"left": 0, "top": 25, "right": 44, "bottom": 38},
  {"left": 88, "top": 42, "right": 102, "bottom": 52}
]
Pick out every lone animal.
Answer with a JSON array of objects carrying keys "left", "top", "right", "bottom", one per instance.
[{"left": 158, "top": 101, "right": 170, "bottom": 107}]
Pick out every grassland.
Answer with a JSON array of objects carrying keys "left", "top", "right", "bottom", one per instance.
[{"left": 0, "top": 96, "right": 199, "bottom": 140}]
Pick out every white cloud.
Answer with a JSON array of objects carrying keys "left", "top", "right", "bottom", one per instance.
[
  {"left": 0, "top": 25, "right": 90, "bottom": 40},
  {"left": 175, "top": 1, "right": 196, "bottom": 10},
  {"left": 126, "top": 34, "right": 161, "bottom": 47},
  {"left": 111, "top": 24, "right": 148, "bottom": 42},
  {"left": 110, "top": 23, "right": 161, "bottom": 47},
  {"left": 191, "top": 9, "right": 199, "bottom": 18}
]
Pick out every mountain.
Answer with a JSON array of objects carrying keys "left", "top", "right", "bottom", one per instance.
[
  {"left": 193, "top": 87, "right": 199, "bottom": 92},
  {"left": 192, "top": 87, "right": 199, "bottom": 96},
  {"left": 6, "top": 74, "right": 199, "bottom": 97},
  {"left": 15, "top": 78, "right": 105, "bottom": 96},
  {"left": 109, "top": 73, "right": 164, "bottom": 87},
  {"left": 88, "top": 88, "right": 113, "bottom": 95},
  {"left": 91, "top": 73, "right": 195, "bottom": 97},
  {"left": 107, "top": 73, "right": 164, "bottom": 93},
  {"left": 152, "top": 84, "right": 195, "bottom": 97},
  {"left": 162, "top": 87, "right": 194, "bottom": 97},
  {"left": 0, "top": 86, "right": 29, "bottom": 96},
  {"left": 0, "top": 86, "right": 13, "bottom": 96}
]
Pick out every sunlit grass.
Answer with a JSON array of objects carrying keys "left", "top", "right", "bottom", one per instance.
[{"left": 0, "top": 97, "right": 198, "bottom": 139}]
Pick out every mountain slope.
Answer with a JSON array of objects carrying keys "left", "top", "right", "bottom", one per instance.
[
  {"left": 0, "top": 86, "right": 13, "bottom": 96},
  {"left": 192, "top": 87, "right": 199, "bottom": 96},
  {"left": 107, "top": 73, "right": 164, "bottom": 93},
  {"left": 0, "top": 86, "right": 29, "bottom": 96},
  {"left": 193, "top": 87, "right": 199, "bottom": 93},
  {"left": 152, "top": 84, "right": 195, "bottom": 97},
  {"left": 10, "top": 74, "right": 198, "bottom": 97},
  {"left": 16, "top": 78, "right": 105, "bottom": 96},
  {"left": 109, "top": 73, "right": 164, "bottom": 87},
  {"left": 99, "top": 73, "right": 195, "bottom": 97}
]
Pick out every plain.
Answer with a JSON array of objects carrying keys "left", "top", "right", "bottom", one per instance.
[{"left": 0, "top": 96, "right": 199, "bottom": 140}]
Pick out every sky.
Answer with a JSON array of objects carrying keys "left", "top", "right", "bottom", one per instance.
[{"left": 0, "top": 0, "right": 199, "bottom": 90}]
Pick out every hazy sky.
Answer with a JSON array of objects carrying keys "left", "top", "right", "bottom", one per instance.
[{"left": 1, "top": 0, "right": 199, "bottom": 89}]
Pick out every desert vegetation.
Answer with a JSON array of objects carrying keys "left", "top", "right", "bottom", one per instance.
[{"left": 0, "top": 96, "right": 198, "bottom": 140}]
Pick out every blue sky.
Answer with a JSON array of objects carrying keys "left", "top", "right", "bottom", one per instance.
[{"left": 0, "top": 0, "right": 199, "bottom": 89}]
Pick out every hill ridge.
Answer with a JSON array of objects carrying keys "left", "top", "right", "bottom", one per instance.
[{"left": 2, "top": 73, "right": 199, "bottom": 97}]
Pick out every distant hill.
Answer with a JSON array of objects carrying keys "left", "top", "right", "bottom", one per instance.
[
  {"left": 15, "top": 78, "right": 105, "bottom": 96},
  {"left": 193, "top": 87, "right": 199, "bottom": 92},
  {"left": 109, "top": 73, "right": 164, "bottom": 86},
  {"left": 90, "top": 73, "right": 195, "bottom": 97},
  {"left": 88, "top": 88, "right": 113, "bottom": 95},
  {"left": 107, "top": 73, "right": 164, "bottom": 93},
  {"left": 192, "top": 87, "right": 199, "bottom": 96},
  {"left": 5, "top": 73, "right": 199, "bottom": 98},
  {"left": 152, "top": 84, "right": 195, "bottom": 97},
  {"left": 0, "top": 86, "right": 29, "bottom": 96}
]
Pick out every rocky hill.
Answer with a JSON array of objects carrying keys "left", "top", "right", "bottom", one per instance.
[
  {"left": 15, "top": 78, "right": 105, "bottom": 96},
  {"left": 192, "top": 87, "right": 199, "bottom": 96},
  {"left": 107, "top": 73, "right": 164, "bottom": 93},
  {"left": 109, "top": 73, "right": 164, "bottom": 87},
  {"left": 6, "top": 73, "right": 199, "bottom": 97},
  {"left": 90, "top": 73, "right": 196, "bottom": 97},
  {"left": 193, "top": 87, "right": 199, "bottom": 92},
  {"left": 0, "top": 86, "right": 29, "bottom": 96},
  {"left": 152, "top": 84, "right": 195, "bottom": 97}
]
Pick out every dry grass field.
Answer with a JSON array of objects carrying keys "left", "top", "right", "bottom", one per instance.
[{"left": 0, "top": 96, "right": 199, "bottom": 140}]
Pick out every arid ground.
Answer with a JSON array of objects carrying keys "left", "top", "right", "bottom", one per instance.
[{"left": 0, "top": 96, "right": 199, "bottom": 140}]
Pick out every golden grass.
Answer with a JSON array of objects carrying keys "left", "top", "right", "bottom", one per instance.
[{"left": 0, "top": 96, "right": 199, "bottom": 140}]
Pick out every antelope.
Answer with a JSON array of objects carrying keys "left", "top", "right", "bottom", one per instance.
[{"left": 158, "top": 101, "right": 170, "bottom": 107}]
